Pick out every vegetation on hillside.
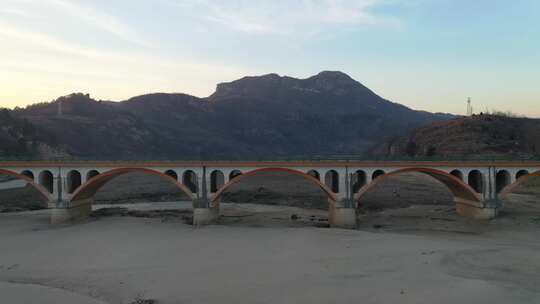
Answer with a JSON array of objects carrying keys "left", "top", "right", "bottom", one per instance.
[
  {"left": 0, "top": 108, "right": 63, "bottom": 158},
  {"left": 371, "top": 114, "right": 540, "bottom": 159},
  {"left": 5, "top": 72, "right": 454, "bottom": 160}
]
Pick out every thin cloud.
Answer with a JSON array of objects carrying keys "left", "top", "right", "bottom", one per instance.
[
  {"left": 165, "top": 0, "right": 398, "bottom": 34},
  {"left": 47, "top": 0, "right": 149, "bottom": 47},
  {"left": 0, "top": 8, "right": 30, "bottom": 17},
  {"left": 0, "top": 22, "right": 102, "bottom": 58},
  {"left": 4, "top": 0, "right": 149, "bottom": 47},
  {"left": 0, "top": 21, "right": 244, "bottom": 75}
]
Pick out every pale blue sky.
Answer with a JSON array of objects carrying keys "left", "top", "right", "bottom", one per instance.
[{"left": 0, "top": 0, "right": 539, "bottom": 116}]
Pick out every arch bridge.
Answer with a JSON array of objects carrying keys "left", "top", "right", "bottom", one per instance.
[{"left": 1, "top": 160, "right": 538, "bottom": 229}]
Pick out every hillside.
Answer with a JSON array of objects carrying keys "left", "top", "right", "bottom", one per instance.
[
  {"left": 9, "top": 71, "right": 453, "bottom": 160},
  {"left": 370, "top": 114, "right": 540, "bottom": 159},
  {"left": 0, "top": 109, "right": 65, "bottom": 159}
]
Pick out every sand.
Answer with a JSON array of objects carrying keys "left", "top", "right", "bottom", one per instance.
[
  {"left": 1, "top": 171, "right": 540, "bottom": 303},
  {"left": 1, "top": 201, "right": 540, "bottom": 304}
]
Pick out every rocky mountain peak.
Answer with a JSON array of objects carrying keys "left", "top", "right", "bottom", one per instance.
[
  {"left": 211, "top": 73, "right": 285, "bottom": 99},
  {"left": 305, "top": 71, "right": 371, "bottom": 95},
  {"left": 210, "top": 71, "right": 369, "bottom": 100},
  {"left": 312, "top": 70, "right": 354, "bottom": 81}
]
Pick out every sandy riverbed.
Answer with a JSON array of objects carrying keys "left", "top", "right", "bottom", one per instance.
[
  {"left": 1, "top": 201, "right": 540, "bottom": 304},
  {"left": 1, "top": 171, "right": 540, "bottom": 303}
]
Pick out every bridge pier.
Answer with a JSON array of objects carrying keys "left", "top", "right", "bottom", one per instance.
[
  {"left": 328, "top": 196, "right": 357, "bottom": 229},
  {"left": 49, "top": 174, "right": 92, "bottom": 224},
  {"left": 192, "top": 167, "right": 220, "bottom": 226},
  {"left": 50, "top": 199, "right": 93, "bottom": 224},
  {"left": 329, "top": 207, "right": 357, "bottom": 229},
  {"left": 455, "top": 198, "right": 499, "bottom": 220},
  {"left": 455, "top": 166, "right": 500, "bottom": 220},
  {"left": 193, "top": 205, "right": 220, "bottom": 226}
]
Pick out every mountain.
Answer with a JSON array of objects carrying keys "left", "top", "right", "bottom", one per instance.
[
  {"left": 370, "top": 114, "right": 540, "bottom": 159},
  {"left": 8, "top": 71, "right": 454, "bottom": 160},
  {"left": 0, "top": 108, "right": 67, "bottom": 159}
]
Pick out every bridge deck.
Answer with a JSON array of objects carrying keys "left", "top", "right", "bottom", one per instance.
[{"left": 0, "top": 160, "right": 539, "bottom": 168}]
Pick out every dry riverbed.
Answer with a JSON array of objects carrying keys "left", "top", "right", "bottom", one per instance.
[{"left": 0, "top": 171, "right": 540, "bottom": 303}]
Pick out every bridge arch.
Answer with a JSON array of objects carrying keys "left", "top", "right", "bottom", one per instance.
[
  {"left": 516, "top": 170, "right": 529, "bottom": 180},
  {"left": 0, "top": 168, "right": 52, "bottom": 203},
  {"left": 324, "top": 170, "right": 339, "bottom": 193},
  {"left": 211, "top": 168, "right": 337, "bottom": 206},
  {"left": 21, "top": 170, "right": 35, "bottom": 181},
  {"left": 468, "top": 170, "right": 484, "bottom": 193},
  {"left": 67, "top": 170, "right": 82, "bottom": 194},
  {"left": 70, "top": 167, "right": 195, "bottom": 202},
  {"left": 352, "top": 170, "right": 367, "bottom": 193},
  {"left": 355, "top": 167, "right": 481, "bottom": 204},
  {"left": 210, "top": 170, "right": 225, "bottom": 193},
  {"left": 86, "top": 170, "right": 100, "bottom": 181},
  {"left": 496, "top": 170, "right": 511, "bottom": 193},
  {"left": 229, "top": 170, "right": 242, "bottom": 180},
  {"left": 307, "top": 169, "right": 320, "bottom": 180},
  {"left": 39, "top": 170, "right": 54, "bottom": 194},
  {"left": 450, "top": 169, "right": 464, "bottom": 181},
  {"left": 182, "top": 170, "right": 198, "bottom": 193},
  {"left": 372, "top": 170, "right": 385, "bottom": 180},
  {"left": 164, "top": 169, "right": 178, "bottom": 180},
  {"left": 499, "top": 170, "right": 540, "bottom": 199}
]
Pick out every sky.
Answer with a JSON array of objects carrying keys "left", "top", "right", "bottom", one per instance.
[{"left": 0, "top": 0, "right": 539, "bottom": 116}]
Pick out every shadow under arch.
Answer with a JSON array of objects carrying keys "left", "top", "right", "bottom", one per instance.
[
  {"left": 354, "top": 167, "right": 482, "bottom": 206},
  {"left": 499, "top": 170, "right": 540, "bottom": 199},
  {"left": 70, "top": 167, "right": 196, "bottom": 202},
  {"left": 0, "top": 168, "right": 53, "bottom": 204},
  {"left": 211, "top": 167, "right": 337, "bottom": 206}
]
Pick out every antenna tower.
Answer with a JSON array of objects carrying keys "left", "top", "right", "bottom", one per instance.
[{"left": 466, "top": 97, "right": 473, "bottom": 116}]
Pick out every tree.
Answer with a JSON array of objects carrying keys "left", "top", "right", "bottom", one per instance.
[
  {"left": 405, "top": 141, "right": 417, "bottom": 157},
  {"left": 426, "top": 146, "right": 437, "bottom": 157}
]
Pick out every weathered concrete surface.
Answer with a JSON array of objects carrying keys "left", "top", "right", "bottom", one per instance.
[
  {"left": 193, "top": 206, "right": 219, "bottom": 226},
  {"left": 329, "top": 207, "right": 357, "bottom": 229},
  {"left": 2, "top": 160, "right": 538, "bottom": 218},
  {"left": 455, "top": 199, "right": 498, "bottom": 220},
  {"left": 50, "top": 199, "right": 92, "bottom": 224}
]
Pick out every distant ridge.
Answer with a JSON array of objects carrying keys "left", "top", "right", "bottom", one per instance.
[
  {"left": 4, "top": 71, "right": 454, "bottom": 160},
  {"left": 370, "top": 114, "right": 540, "bottom": 159}
]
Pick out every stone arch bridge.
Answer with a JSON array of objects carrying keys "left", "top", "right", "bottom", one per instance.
[{"left": 0, "top": 161, "right": 538, "bottom": 229}]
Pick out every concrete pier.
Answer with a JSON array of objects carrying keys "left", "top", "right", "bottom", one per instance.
[
  {"left": 50, "top": 200, "right": 92, "bottom": 224},
  {"left": 329, "top": 208, "right": 357, "bottom": 229},
  {"left": 456, "top": 201, "right": 498, "bottom": 220},
  {"left": 193, "top": 206, "right": 219, "bottom": 226}
]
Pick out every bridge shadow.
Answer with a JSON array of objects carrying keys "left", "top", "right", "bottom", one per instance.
[
  {"left": 212, "top": 170, "right": 332, "bottom": 228},
  {"left": 499, "top": 173, "right": 540, "bottom": 217},
  {"left": 357, "top": 171, "right": 455, "bottom": 213},
  {"left": 61, "top": 169, "right": 195, "bottom": 224},
  {"left": 354, "top": 172, "right": 483, "bottom": 234},
  {"left": 91, "top": 171, "right": 191, "bottom": 205},
  {"left": 0, "top": 171, "right": 50, "bottom": 213}
]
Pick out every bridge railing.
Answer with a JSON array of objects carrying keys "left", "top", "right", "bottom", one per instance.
[{"left": 0, "top": 154, "right": 539, "bottom": 163}]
